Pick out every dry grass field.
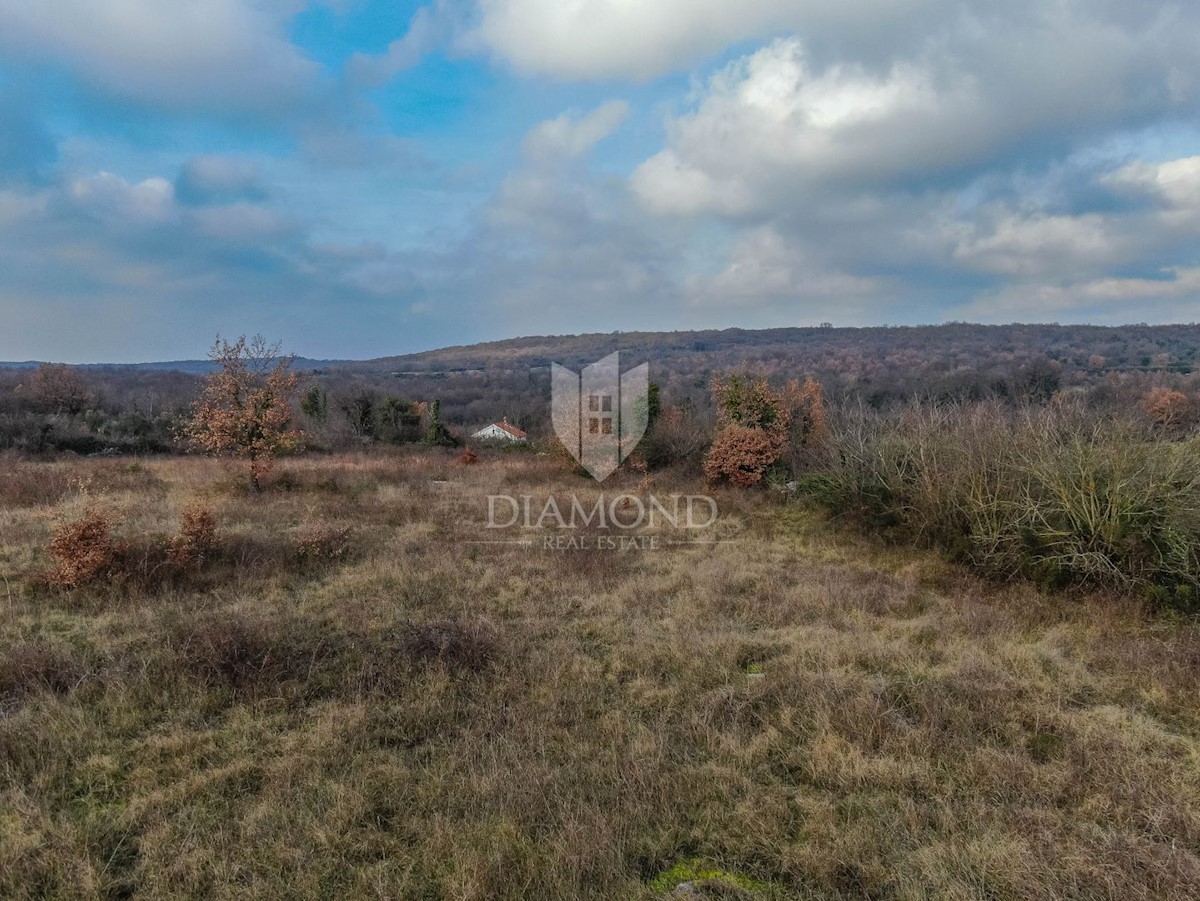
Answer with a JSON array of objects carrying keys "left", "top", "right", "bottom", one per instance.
[{"left": 3, "top": 450, "right": 1200, "bottom": 899}]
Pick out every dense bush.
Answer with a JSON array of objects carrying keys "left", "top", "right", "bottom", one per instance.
[
  {"left": 46, "top": 507, "right": 122, "bottom": 589},
  {"left": 807, "top": 401, "right": 1200, "bottom": 604},
  {"left": 704, "top": 374, "right": 832, "bottom": 487}
]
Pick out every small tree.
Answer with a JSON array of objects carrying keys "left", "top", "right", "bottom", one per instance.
[
  {"left": 27, "top": 363, "right": 92, "bottom": 415},
  {"left": 185, "top": 335, "right": 301, "bottom": 492},
  {"left": 342, "top": 393, "right": 376, "bottom": 439},
  {"left": 300, "top": 384, "right": 328, "bottom": 423},
  {"left": 378, "top": 396, "right": 420, "bottom": 443},
  {"left": 424, "top": 399, "right": 456, "bottom": 446},
  {"left": 1144, "top": 387, "right": 1193, "bottom": 430},
  {"left": 780, "top": 377, "right": 832, "bottom": 474}
]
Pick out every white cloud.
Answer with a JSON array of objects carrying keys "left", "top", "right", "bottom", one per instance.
[
  {"left": 0, "top": 0, "right": 318, "bottom": 113},
  {"left": 69, "top": 172, "right": 178, "bottom": 225},
  {"left": 632, "top": 38, "right": 956, "bottom": 215},
  {"left": 959, "top": 268, "right": 1200, "bottom": 322},
  {"left": 345, "top": 1, "right": 458, "bottom": 86},
  {"left": 950, "top": 213, "right": 1128, "bottom": 277},
  {"left": 946, "top": 151, "right": 1200, "bottom": 279},
  {"left": 467, "top": 0, "right": 932, "bottom": 80},
  {"left": 522, "top": 101, "right": 629, "bottom": 163},
  {"left": 1107, "top": 156, "right": 1200, "bottom": 220},
  {"left": 686, "top": 226, "right": 882, "bottom": 309},
  {"left": 631, "top": 4, "right": 1200, "bottom": 218}
]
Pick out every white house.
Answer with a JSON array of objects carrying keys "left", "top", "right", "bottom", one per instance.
[{"left": 471, "top": 417, "right": 527, "bottom": 443}]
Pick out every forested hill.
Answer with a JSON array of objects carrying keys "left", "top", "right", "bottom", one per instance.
[{"left": 342, "top": 323, "right": 1200, "bottom": 377}]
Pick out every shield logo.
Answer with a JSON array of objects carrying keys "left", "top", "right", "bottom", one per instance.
[{"left": 551, "top": 352, "right": 649, "bottom": 481}]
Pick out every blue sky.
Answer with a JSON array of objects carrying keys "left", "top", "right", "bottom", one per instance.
[{"left": 1, "top": 1, "right": 1199, "bottom": 361}]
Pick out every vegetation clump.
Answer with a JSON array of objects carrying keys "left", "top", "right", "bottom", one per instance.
[
  {"left": 649, "top": 860, "right": 774, "bottom": 897},
  {"left": 167, "top": 501, "right": 219, "bottom": 567},
  {"left": 808, "top": 401, "right": 1200, "bottom": 604},
  {"left": 704, "top": 374, "right": 830, "bottom": 487},
  {"left": 46, "top": 506, "right": 121, "bottom": 589}
]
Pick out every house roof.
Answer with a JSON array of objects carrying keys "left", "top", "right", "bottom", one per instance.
[
  {"left": 472, "top": 417, "right": 527, "bottom": 440},
  {"left": 493, "top": 419, "right": 526, "bottom": 439}
]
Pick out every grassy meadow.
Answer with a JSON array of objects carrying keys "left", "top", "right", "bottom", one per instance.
[{"left": 3, "top": 449, "right": 1200, "bottom": 898}]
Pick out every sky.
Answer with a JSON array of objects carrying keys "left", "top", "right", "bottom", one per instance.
[{"left": 1, "top": 1, "right": 1199, "bottom": 362}]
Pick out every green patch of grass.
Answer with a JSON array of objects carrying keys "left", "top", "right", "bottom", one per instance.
[{"left": 649, "top": 859, "right": 774, "bottom": 896}]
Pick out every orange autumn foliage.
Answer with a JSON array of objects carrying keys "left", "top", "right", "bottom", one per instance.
[
  {"left": 1143, "top": 387, "right": 1193, "bottom": 430},
  {"left": 704, "top": 373, "right": 831, "bottom": 488},
  {"left": 704, "top": 424, "right": 785, "bottom": 487},
  {"left": 47, "top": 507, "right": 120, "bottom": 588},
  {"left": 185, "top": 335, "right": 302, "bottom": 491}
]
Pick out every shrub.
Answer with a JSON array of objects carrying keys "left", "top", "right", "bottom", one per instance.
[
  {"left": 703, "top": 425, "right": 784, "bottom": 488},
  {"left": 704, "top": 373, "right": 833, "bottom": 487},
  {"left": 810, "top": 401, "right": 1200, "bottom": 602},
  {"left": 704, "top": 374, "right": 789, "bottom": 488},
  {"left": 294, "top": 523, "right": 353, "bottom": 565},
  {"left": 176, "top": 614, "right": 295, "bottom": 692},
  {"left": 0, "top": 462, "right": 71, "bottom": 507},
  {"left": 167, "top": 502, "right": 219, "bottom": 566},
  {"left": 457, "top": 447, "right": 479, "bottom": 466},
  {"left": 1144, "top": 387, "right": 1193, "bottom": 430},
  {"left": 641, "top": 405, "right": 710, "bottom": 471},
  {"left": 47, "top": 507, "right": 121, "bottom": 589},
  {"left": 781, "top": 376, "right": 832, "bottom": 473}
]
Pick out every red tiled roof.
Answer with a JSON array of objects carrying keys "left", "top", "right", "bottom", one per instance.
[{"left": 495, "top": 419, "right": 526, "bottom": 439}]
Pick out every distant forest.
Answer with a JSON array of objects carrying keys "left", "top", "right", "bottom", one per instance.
[{"left": 4, "top": 323, "right": 1200, "bottom": 453}]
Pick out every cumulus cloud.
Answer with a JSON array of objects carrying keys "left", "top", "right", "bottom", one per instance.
[
  {"left": 428, "top": 103, "right": 682, "bottom": 335},
  {"left": 0, "top": 165, "right": 421, "bottom": 360},
  {"left": 949, "top": 213, "right": 1129, "bottom": 277},
  {"left": 0, "top": 0, "right": 320, "bottom": 114},
  {"left": 467, "top": 0, "right": 926, "bottom": 80},
  {"left": 68, "top": 172, "right": 178, "bottom": 225},
  {"left": 632, "top": 38, "right": 959, "bottom": 215},
  {"left": 5, "top": 0, "right": 1200, "bottom": 355},
  {"left": 632, "top": 4, "right": 1200, "bottom": 218},
  {"left": 1106, "top": 156, "right": 1200, "bottom": 225},
  {"left": 346, "top": 1, "right": 462, "bottom": 87}
]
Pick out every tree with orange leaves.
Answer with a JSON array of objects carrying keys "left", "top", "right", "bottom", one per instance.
[
  {"left": 185, "top": 335, "right": 302, "bottom": 491},
  {"left": 781, "top": 376, "right": 832, "bottom": 473},
  {"left": 1143, "top": 387, "right": 1193, "bottom": 431}
]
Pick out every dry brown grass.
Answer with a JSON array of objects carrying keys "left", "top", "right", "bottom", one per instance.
[{"left": 2, "top": 449, "right": 1200, "bottom": 898}]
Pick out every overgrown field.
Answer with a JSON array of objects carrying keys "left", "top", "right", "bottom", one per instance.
[{"left": 3, "top": 451, "right": 1200, "bottom": 899}]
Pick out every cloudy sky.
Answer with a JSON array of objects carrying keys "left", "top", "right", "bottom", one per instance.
[{"left": 1, "top": 1, "right": 1199, "bottom": 361}]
